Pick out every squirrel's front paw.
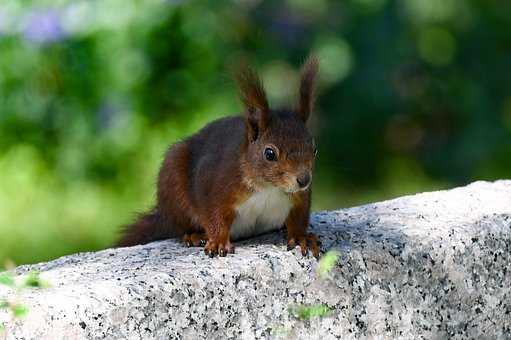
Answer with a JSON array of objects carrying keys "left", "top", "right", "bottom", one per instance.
[
  {"left": 182, "top": 233, "right": 207, "bottom": 247},
  {"left": 287, "top": 232, "right": 321, "bottom": 258},
  {"left": 204, "top": 240, "right": 235, "bottom": 257}
]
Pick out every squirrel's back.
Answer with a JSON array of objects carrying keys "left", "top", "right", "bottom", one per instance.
[
  {"left": 185, "top": 116, "right": 246, "bottom": 172},
  {"left": 118, "top": 115, "right": 247, "bottom": 247}
]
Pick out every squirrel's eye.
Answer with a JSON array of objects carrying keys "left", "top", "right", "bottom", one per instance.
[{"left": 264, "top": 148, "right": 277, "bottom": 161}]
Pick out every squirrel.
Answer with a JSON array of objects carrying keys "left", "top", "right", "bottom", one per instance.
[{"left": 118, "top": 56, "right": 321, "bottom": 258}]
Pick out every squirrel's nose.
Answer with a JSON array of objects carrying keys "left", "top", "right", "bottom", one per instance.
[{"left": 296, "top": 172, "right": 311, "bottom": 189}]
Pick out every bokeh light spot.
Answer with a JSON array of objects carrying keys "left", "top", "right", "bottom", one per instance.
[
  {"left": 352, "top": 0, "right": 387, "bottom": 13},
  {"left": 287, "top": 0, "right": 328, "bottom": 17},
  {"left": 313, "top": 37, "right": 354, "bottom": 84},
  {"left": 262, "top": 61, "right": 298, "bottom": 107},
  {"left": 61, "top": 1, "right": 94, "bottom": 36},
  {"left": 403, "top": 0, "right": 459, "bottom": 23},
  {"left": 418, "top": 27, "right": 456, "bottom": 66}
]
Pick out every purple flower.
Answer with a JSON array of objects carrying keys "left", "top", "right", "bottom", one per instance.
[{"left": 24, "top": 9, "right": 64, "bottom": 43}]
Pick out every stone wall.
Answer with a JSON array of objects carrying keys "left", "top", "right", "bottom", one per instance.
[{"left": 1, "top": 180, "right": 510, "bottom": 339}]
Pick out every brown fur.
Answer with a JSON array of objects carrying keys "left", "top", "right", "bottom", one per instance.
[{"left": 118, "top": 56, "right": 320, "bottom": 257}]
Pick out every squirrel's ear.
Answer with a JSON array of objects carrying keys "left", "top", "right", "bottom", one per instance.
[
  {"left": 236, "top": 64, "right": 269, "bottom": 141},
  {"left": 297, "top": 55, "right": 319, "bottom": 123}
]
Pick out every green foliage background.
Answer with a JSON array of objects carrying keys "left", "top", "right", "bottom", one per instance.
[{"left": 1, "top": 0, "right": 510, "bottom": 265}]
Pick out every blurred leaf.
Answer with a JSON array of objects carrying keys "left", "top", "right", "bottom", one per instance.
[
  {"left": 24, "top": 271, "right": 47, "bottom": 288},
  {"left": 317, "top": 250, "right": 340, "bottom": 278},
  {"left": 0, "top": 273, "right": 15, "bottom": 287},
  {"left": 0, "top": 299, "right": 8, "bottom": 309},
  {"left": 3, "top": 260, "right": 16, "bottom": 271},
  {"left": 288, "top": 304, "right": 332, "bottom": 320},
  {"left": 11, "top": 304, "right": 28, "bottom": 318}
]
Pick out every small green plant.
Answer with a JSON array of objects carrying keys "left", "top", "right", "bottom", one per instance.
[
  {"left": 288, "top": 303, "right": 333, "bottom": 320},
  {"left": 23, "top": 272, "right": 48, "bottom": 289},
  {"left": 286, "top": 250, "right": 340, "bottom": 323},
  {"left": 0, "top": 266, "right": 48, "bottom": 334},
  {"left": 0, "top": 274, "right": 15, "bottom": 288},
  {"left": 316, "top": 250, "right": 341, "bottom": 279}
]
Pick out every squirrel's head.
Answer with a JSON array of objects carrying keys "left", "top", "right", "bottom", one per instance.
[{"left": 237, "top": 56, "right": 319, "bottom": 194}]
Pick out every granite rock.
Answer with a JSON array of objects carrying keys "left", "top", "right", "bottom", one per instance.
[{"left": 1, "top": 180, "right": 510, "bottom": 339}]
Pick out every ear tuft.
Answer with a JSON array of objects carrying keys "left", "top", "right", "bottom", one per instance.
[
  {"left": 297, "top": 55, "right": 319, "bottom": 122},
  {"left": 236, "top": 63, "right": 269, "bottom": 141}
]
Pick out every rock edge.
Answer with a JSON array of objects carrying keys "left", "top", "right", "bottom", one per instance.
[{"left": 1, "top": 180, "right": 510, "bottom": 339}]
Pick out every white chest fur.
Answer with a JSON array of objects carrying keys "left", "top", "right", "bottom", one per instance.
[{"left": 230, "top": 186, "right": 292, "bottom": 240}]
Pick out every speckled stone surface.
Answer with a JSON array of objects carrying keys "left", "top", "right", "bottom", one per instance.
[{"left": 1, "top": 180, "right": 511, "bottom": 339}]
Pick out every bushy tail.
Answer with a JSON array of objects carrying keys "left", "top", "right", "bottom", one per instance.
[{"left": 117, "top": 209, "right": 175, "bottom": 247}]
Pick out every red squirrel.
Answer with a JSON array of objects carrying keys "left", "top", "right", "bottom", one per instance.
[{"left": 118, "top": 56, "right": 320, "bottom": 258}]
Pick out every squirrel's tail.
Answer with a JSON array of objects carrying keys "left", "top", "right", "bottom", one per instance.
[{"left": 117, "top": 209, "right": 175, "bottom": 247}]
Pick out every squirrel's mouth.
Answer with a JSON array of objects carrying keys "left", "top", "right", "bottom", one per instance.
[
  {"left": 251, "top": 176, "right": 311, "bottom": 194},
  {"left": 284, "top": 182, "right": 311, "bottom": 194}
]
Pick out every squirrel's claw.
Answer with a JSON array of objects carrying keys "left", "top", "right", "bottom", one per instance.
[
  {"left": 204, "top": 242, "right": 218, "bottom": 257},
  {"left": 183, "top": 233, "right": 208, "bottom": 248},
  {"left": 287, "top": 232, "right": 321, "bottom": 259},
  {"left": 204, "top": 240, "right": 235, "bottom": 258},
  {"left": 219, "top": 248, "right": 227, "bottom": 257}
]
